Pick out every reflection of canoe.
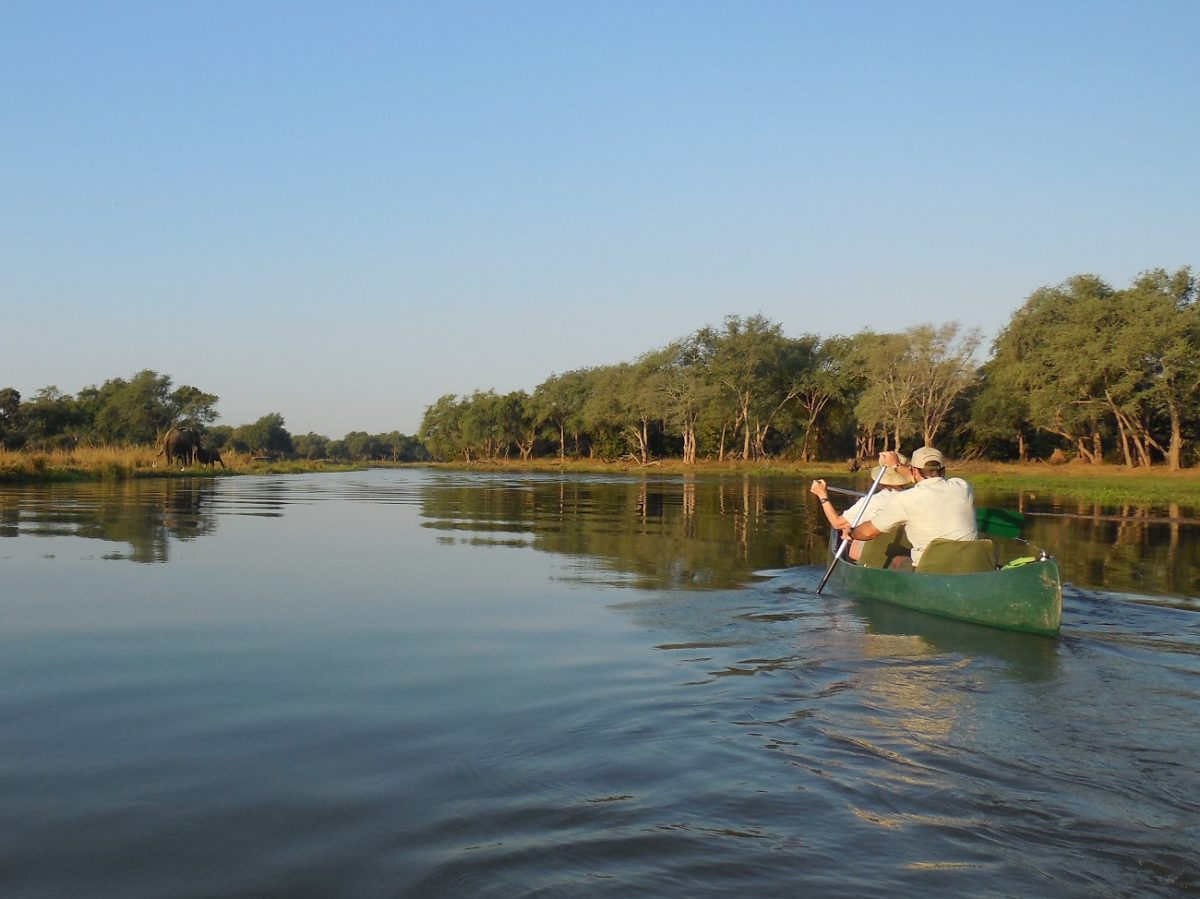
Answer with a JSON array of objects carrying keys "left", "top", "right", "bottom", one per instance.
[
  {"left": 825, "top": 544, "right": 1063, "bottom": 637},
  {"left": 852, "top": 598, "right": 1061, "bottom": 680}
]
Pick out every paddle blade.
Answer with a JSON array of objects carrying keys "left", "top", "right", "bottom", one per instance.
[{"left": 977, "top": 507, "right": 1024, "bottom": 539}]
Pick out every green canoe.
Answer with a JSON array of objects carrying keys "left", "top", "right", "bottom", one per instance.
[{"left": 824, "top": 537, "right": 1063, "bottom": 637}]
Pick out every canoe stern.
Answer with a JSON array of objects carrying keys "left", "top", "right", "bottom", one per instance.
[{"left": 828, "top": 557, "right": 1062, "bottom": 637}]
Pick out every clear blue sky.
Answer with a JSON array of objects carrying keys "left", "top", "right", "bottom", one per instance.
[{"left": 4, "top": 1, "right": 1197, "bottom": 437}]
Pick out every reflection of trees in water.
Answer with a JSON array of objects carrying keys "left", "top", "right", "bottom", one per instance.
[
  {"left": 420, "top": 476, "right": 823, "bottom": 589},
  {"left": 0, "top": 498, "right": 18, "bottom": 538},
  {"left": 0, "top": 479, "right": 219, "bottom": 563},
  {"left": 1014, "top": 497, "right": 1200, "bottom": 598},
  {"left": 419, "top": 476, "right": 1200, "bottom": 597}
]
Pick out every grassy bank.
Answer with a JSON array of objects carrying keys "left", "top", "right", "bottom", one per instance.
[
  {"left": 423, "top": 457, "right": 1200, "bottom": 505},
  {"left": 4, "top": 448, "right": 1199, "bottom": 504},
  {"left": 0, "top": 446, "right": 365, "bottom": 483}
]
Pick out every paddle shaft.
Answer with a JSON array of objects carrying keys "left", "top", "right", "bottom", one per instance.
[{"left": 815, "top": 462, "right": 889, "bottom": 595}]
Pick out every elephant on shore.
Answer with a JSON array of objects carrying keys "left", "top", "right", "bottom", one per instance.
[
  {"left": 195, "top": 446, "right": 225, "bottom": 469},
  {"left": 157, "top": 427, "right": 201, "bottom": 466}
]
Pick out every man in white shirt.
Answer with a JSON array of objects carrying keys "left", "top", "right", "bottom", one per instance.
[{"left": 842, "top": 446, "right": 977, "bottom": 568}]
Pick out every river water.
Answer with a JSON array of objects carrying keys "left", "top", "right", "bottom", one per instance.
[{"left": 1, "top": 469, "right": 1196, "bottom": 897}]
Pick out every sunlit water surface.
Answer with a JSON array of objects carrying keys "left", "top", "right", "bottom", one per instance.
[{"left": 1, "top": 469, "right": 1197, "bottom": 897}]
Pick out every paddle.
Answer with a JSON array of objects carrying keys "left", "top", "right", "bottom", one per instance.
[
  {"left": 815, "top": 462, "right": 888, "bottom": 595},
  {"left": 823, "top": 486, "right": 1025, "bottom": 539},
  {"left": 974, "top": 507, "right": 1024, "bottom": 539}
]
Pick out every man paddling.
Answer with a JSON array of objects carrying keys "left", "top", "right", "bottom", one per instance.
[{"left": 841, "top": 446, "right": 977, "bottom": 569}]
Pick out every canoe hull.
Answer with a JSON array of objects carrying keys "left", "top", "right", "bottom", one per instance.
[{"left": 826, "top": 557, "right": 1062, "bottom": 637}]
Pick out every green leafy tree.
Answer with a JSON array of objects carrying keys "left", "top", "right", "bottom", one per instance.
[
  {"left": 372, "top": 431, "right": 427, "bottom": 462},
  {"left": 420, "top": 394, "right": 469, "bottom": 461},
  {"left": 89, "top": 370, "right": 218, "bottom": 445},
  {"left": 1115, "top": 268, "right": 1198, "bottom": 469},
  {"left": 969, "top": 358, "right": 1033, "bottom": 460},
  {"left": 906, "top": 323, "right": 981, "bottom": 446},
  {"left": 787, "top": 336, "right": 856, "bottom": 462},
  {"left": 854, "top": 331, "right": 916, "bottom": 451},
  {"left": 994, "top": 276, "right": 1117, "bottom": 463},
  {"left": 0, "top": 388, "right": 22, "bottom": 449},
  {"left": 531, "top": 370, "right": 593, "bottom": 460},
  {"left": 392, "top": 433, "right": 430, "bottom": 462},
  {"left": 618, "top": 352, "right": 673, "bottom": 464},
  {"left": 657, "top": 337, "right": 719, "bottom": 465},
  {"left": 696, "top": 314, "right": 794, "bottom": 460},
  {"left": 748, "top": 334, "right": 825, "bottom": 459},
  {"left": 293, "top": 432, "right": 330, "bottom": 460},
  {"left": 92, "top": 370, "right": 173, "bottom": 443},
  {"left": 21, "top": 387, "right": 83, "bottom": 449},
  {"left": 235, "top": 413, "right": 294, "bottom": 455},
  {"left": 459, "top": 391, "right": 506, "bottom": 459},
  {"left": 205, "top": 425, "right": 233, "bottom": 450},
  {"left": 492, "top": 392, "right": 537, "bottom": 461},
  {"left": 343, "top": 431, "right": 383, "bottom": 459},
  {"left": 576, "top": 365, "right": 636, "bottom": 461},
  {"left": 169, "top": 385, "right": 220, "bottom": 429}
]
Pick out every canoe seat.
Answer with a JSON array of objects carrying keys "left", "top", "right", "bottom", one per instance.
[
  {"left": 857, "top": 527, "right": 911, "bottom": 569},
  {"left": 917, "top": 538, "right": 997, "bottom": 574}
]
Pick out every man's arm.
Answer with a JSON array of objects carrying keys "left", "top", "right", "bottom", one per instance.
[{"left": 843, "top": 520, "right": 883, "bottom": 542}]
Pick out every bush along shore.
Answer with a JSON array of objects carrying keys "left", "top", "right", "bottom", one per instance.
[{"left": 5, "top": 446, "right": 1200, "bottom": 506}]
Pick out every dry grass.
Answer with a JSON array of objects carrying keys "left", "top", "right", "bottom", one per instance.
[
  {"left": 0, "top": 445, "right": 230, "bottom": 482},
  {"left": 1, "top": 445, "right": 149, "bottom": 482},
  {"left": 0, "top": 445, "right": 374, "bottom": 483}
]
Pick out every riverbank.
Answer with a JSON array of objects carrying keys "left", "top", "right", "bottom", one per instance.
[
  {"left": 4, "top": 447, "right": 1199, "bottom": 504},
  {"left": 0, "top": 446, "right": 366, "bottom": 483},
  {"left": 425, "top": 457, "right": 1200, "bottom": 504}
]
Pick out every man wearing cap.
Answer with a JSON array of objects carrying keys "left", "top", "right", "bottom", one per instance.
[
  {"left": 841, "top": 446, "right": 977, "bottom": 569},
  {"left": 810, "top": 461, "right": 912, "bottom": 562}
]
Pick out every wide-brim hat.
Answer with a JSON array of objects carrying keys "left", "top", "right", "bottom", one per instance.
[{"left": 872, "top": 464, "right": 913, "bottom": 487}]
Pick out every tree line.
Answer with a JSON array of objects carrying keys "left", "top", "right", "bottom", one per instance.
[
  {"left": 4, "top": 268, "right": 1193, "bottom": 469},
  {"left": 0, "top": 370, "right": 428, "bottom": 463},
  {"left": 419, "top": 268, "right": 1200, "bottom": 469}
]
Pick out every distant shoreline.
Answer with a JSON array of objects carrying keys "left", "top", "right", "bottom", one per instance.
[
  {"left": 420, "top": 458, "right": 1200, "bottom": 504},
  {"left": 3, "top": 448, "right": 1199, "bottom": 504}
]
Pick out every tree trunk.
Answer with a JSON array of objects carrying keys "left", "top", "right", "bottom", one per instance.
[
  {"left": 637, "top": 418, "right": 650, "bottom": 464},
  {"left": 753, "top": 419, "right": 770, "bottom": 460},
  {"left": 1116, "top": 415, "right": 1134, "bottom": 467},
  {"left": 683, "top": 427, "right": 696, "bottom": 465},
  {"left": 798, "top": 427, "right": 812, "bottom": 463},
  {"left": 1168, "top": 398, "right": 1183, "bottom": 471},
  {"left": 517, "top": 435, "right": 534, "bottom": 461},
  {"left": 1074, "top": 436, "right": 1095, "bottom": 464}
]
